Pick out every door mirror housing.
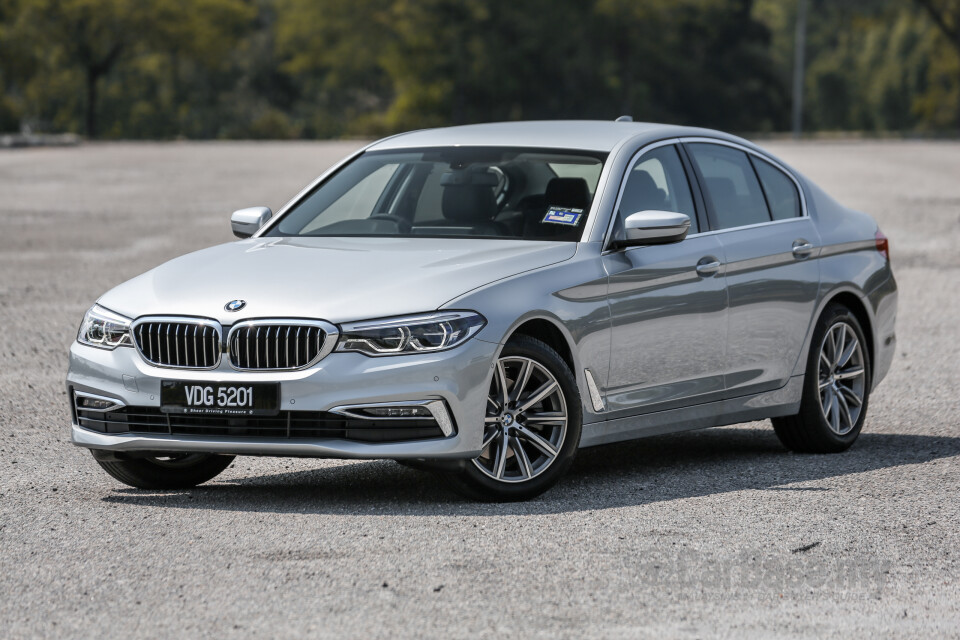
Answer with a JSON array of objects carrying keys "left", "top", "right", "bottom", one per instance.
[
  {"left": 231, "top": 207, "right": 272, "bottom": 238},
  {"left": 615, "top": 210, "right": 691, "bottom": 248}
]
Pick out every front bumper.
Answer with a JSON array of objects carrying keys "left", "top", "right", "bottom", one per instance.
[{"left": 67, "top": 336, "right": 498, "bottom": 459}]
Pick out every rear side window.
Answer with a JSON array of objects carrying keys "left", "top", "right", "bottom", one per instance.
[
  {"left": 752, "top": 157, "right": 801, "bottom": 220},
  {"left": 687, "top": 143, "right": 770, "bottom": 229}
]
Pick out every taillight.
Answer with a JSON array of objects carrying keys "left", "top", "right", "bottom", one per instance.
[{"left": 875, "top": 229, "right": 889, "bottom": 261}]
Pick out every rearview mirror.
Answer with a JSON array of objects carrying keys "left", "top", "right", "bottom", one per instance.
[
  {"left": 616, "top": 210, "right": 691, "bottom": 248},
  {"left": 231, "top": 206, "right": 272, "bottom": 239}
]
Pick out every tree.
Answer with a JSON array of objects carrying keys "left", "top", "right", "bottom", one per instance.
[
  {"left": 8, "top": 0, "right": 254, "bottom": 138},
  {"left": 274, "top": 0, "right": 393, "bottom": 136},
  {"left": 916, "top": 0, "right": 960, "bottom": 50},
  {"left": 11, "top": 0, "right": 135, "bottom": 137},
  {"left": 914, "top": 0, "right": 960, "bottom": 127}
]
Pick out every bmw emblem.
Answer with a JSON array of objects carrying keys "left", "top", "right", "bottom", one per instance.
[{"left": 225, "top": 299, "right": 246, "bottom": 312}]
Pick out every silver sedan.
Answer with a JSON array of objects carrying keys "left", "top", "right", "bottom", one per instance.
[{"left": 67, "top": 120, "right": 898, "bottom": 501}]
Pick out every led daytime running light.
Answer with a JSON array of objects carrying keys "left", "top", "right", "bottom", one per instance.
[
  {"left": 78, "top": 305, "right": 133, "bottom": 350},
  {"left": 336, "top": 311, "right": 485, "bottom": 356}
]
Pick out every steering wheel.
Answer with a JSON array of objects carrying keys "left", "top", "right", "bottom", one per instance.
[{"left": 368, "top": 214, "right": 412, "bottom": 234}]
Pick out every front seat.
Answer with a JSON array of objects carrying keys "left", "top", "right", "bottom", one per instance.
[
  {"left": 439, "top": 173, "right": 506, "bottom": 236},
  {"left": 619, "top": 170, "right": 667, "bottom": 215},
  {"left": 523, "top": 177, "right": 591, "bottom": 239}
]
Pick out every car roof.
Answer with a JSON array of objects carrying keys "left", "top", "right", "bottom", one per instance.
[{"left": 365, "top": 120, "right": 743, "bottom": 153}]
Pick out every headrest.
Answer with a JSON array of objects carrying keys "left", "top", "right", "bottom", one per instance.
[
  {"left": 544, "top": 177, "right": 590, "bottom": 210},
  {"left": 441, "top": 184, "right": 497, "bottom": 222},
  {"left": 705, "top": 177, "right": 737, "bottom": 201},
  {"left": 440, "top": 169, "right": 499, "bottom": 187},
  {"left": 621, "top": 170, "right": 665, "bottom": 212}
]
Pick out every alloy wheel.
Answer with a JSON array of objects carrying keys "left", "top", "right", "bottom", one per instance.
[
  {"left": 817, "top": 321, "right": 866, "bottom": 436},
  {"left": 473, "top": 356, "right": 568, "bottom": 483}
]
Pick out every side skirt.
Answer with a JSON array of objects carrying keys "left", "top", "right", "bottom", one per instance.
[{"left": 579, "top": 375, "right": 804, "bottom": 449}]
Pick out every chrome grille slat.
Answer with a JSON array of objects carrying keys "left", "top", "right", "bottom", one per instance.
[
  {"left": 133, "top": 317, "right": 333, "bottom": 371},
  {"left": 275, "top": 327, "right": 280, "bottom": 369},
  {"left": 295, "top": 327, "right": 301, "bottom": 365},
  {"left": 229, "top": 321, "right": 331, "bottom": 371},
  {"left": 173, "top": 324, "right": 180, "bottom": 365},
  {"left": 133, "top": 319, "right": 221, "bottom": 369}
]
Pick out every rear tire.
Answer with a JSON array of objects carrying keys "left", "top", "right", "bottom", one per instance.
[
  {"left": 773, "top": 304, "right": 871, "bottom": 453},
  {"left": 444, "top": 335, "right": 582, "bottom": 501},
  {"left": 93, "top": 451, "right": 235, "bottom": 489}
]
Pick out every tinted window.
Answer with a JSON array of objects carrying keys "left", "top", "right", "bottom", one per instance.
[
  {"left": 620, "top": 145, "right": 698, "bottom": 233},
  {"left": 269, "top": 147, "right": 606, "bottom": 241},
  {"left": 752, "top": 157, "right": 801, "bottom": 220},
  {"left": 687, "top": 143, "right": 770, "bottom": 229},
  {"left": 301, "top": 163, "right": 399, "bottom": 233},
  {"left": 551, "top": 162, "right": 602, "bottom": 195}
]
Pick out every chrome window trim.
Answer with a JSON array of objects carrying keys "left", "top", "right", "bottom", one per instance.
[
  {"left": 226, "top": 318, "right": 339, "bottom": 372},
  {"left": 582, "top": 134, "right": 649, "bottom": 244},
  {"left": 602, "top": 136, "right": 810, "bottom": 251},
  {"left": 600, "top": 137, "right": 684, "bottom": 252},
  {"left": 682, "top": 215, "right": 808, "bottom": 240},
  {"left": 130, "top": 315, "right": 223, "bottom": 370},
  {"left": 678, "top": 136, "right": 809, "bottom": 222}
]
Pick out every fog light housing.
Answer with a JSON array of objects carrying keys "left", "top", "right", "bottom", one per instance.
[
  {"left": 81, "top": 397, "right": 113, "bottom": 410},
  {"left": 74, "top": 391, "right": 124, "bottom": 413},
  {"left": 330, "top": 400, "right": 455, "bottom": 437},
  {"left": 359, "top": 406, "right": 432, "bottom": 418}
]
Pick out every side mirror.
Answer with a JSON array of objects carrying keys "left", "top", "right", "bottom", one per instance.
[
  {"left": 616, "top": 210, "right": 691, "bottom": 248},
  {"left": 231, "top": 207, "right": 272, "bottom": 239}
]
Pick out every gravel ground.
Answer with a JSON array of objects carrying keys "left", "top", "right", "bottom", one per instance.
[{"left": 0, "top": 139, "right": 958, "bottom": 639}]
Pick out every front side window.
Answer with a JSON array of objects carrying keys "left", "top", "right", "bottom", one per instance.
[
  {"left": 268, "top": 147, "right": 607, "bottom": 241},
  {"left": 687, "top": 143, "right": 770, "bottom": 230},
  {"left": 619, "top": 145, "right": 698, "bottom": 234}
]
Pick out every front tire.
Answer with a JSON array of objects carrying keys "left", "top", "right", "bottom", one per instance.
[
  {"left": 93, "top": 451, "right": 235, "bottom": 489},
  {"left": 445, "top": 335, "right": 582, "bottom": 501},
  {"left": 772, "top": 304, "right": 871, "bottom": 453}
]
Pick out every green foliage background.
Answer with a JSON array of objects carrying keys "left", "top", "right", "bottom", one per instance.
[{"left": 0, "top": 0, "right": 957, "bottom": 138}]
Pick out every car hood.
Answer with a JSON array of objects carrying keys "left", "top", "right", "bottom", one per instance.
[{"left": 98, "top": 237, "right": 577, "bottom": 324}]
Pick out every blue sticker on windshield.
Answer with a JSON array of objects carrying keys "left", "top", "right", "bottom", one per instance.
[{"left": 542, "top": 207, "right": 583, "bottom": 226}]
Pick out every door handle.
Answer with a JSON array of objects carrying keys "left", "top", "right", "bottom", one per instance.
[
  {"left": 792, "top": 239, "right": 815, "bottom": 258},
  {"left": 695, "top": 258, "right": 722, "bottom": 276}
]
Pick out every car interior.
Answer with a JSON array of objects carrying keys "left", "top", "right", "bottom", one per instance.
[{"left": 275, "top": 149, "right": 606, "bottom": 241}]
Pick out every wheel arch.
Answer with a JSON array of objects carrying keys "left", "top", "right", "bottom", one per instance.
[
  {"left": 506, "top": 317, "right": 576, "bottom": 374},
  {"left": 490, "top": 313, "right": 597, "bottom": 419},
  {"left": 824, "top": 291, "right": 875, "bottom": 371},
  {"left": 796, "top": 286, "right": 876, "bottom": 380}
]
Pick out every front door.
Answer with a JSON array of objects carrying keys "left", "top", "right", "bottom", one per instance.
[{"left": 602, "top": 143, "right": 728, "bottom": 415}]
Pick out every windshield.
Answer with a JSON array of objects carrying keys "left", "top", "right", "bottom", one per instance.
[{"left": 267, "top": 147, "right": 607, "bottom": 241}]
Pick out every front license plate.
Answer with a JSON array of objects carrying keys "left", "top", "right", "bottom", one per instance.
[{"left": 160, "top": 381, "right": 280, "bottom": 416}]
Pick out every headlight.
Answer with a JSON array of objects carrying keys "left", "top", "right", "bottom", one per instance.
[
  {"left": 78, "top": 305, "right": 133, "bottom": 349},
  {"left": 336, "top": 311, "right": 486, "bottom": 356}
]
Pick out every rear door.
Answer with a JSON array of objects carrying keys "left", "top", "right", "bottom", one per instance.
[
  {"left": 683, "top": 140, "right": 820, "bottom": 396},
  {"left": 602, "top": 142, "right": 728, "bottom": 414}
]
